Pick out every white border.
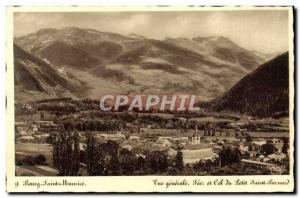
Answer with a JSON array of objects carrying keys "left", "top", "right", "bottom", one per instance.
[{"left": 0, "top": 0, "right": 297, "bottom": 195}]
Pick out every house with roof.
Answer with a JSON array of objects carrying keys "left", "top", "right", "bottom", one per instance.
[{"left": 190, "top": 125, "right": 201, "bottom": 144}]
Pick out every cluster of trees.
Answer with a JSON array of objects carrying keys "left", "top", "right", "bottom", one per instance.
[
  {"left": 38, "top": 103, "right": 77, "bottom": 113},
  {"left": 57, "top": 115, "right": 218, "bottom": 134},
  {"left": 260, "top": 138, "right": 289, "bottom": 156},
  {"left": 50, "top": 122, "right": 286, "bottom": 176},
  {"left": 182, "top": 155, "right": 272, "bottom": 175},
  {"left": 51, "top": 130, "right": 279, "bottom": 176},
  {"left": 52, "top": 128, "right": 81, "bottom": 176},
  {"left": 218, "top": 146, "right": 242, "bottom": 166},
  {"left": 136, "top": 115, "right": 220, "bottom": 131},
  {"left": 61, "top": 119, "right": 126, "bottom": 133},
  {"left": 185, "top": 159, "right": 219, "bottom": 175},
  {"left": 281, "top": 137, "right": 289, "bottom": 155},
  {"left": 163, "top": 150, "right": 272, "bottom": 176},
  {"left": 85, "top": 133, "right": 184, "bottom": 175},
  {"left": 81, "top": 111, "right": 137, "bottom": 122},
  {"left": 260, "top": 140, "right": 278, "bottom": 155},
  {"left": 209, "top": 163, "right": 271, "bottom": 175},
  {"left": 16, "top": 154, "right": 47, "bottom": 166},
  {"left": 52, "top": 131, "right": 184, "bottom": 176},
  {"left": 61, "top": 110, "right": 223, "bottom": 132}
]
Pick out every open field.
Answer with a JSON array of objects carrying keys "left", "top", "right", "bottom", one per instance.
[
  {"left": 15, "top": 143, "right": 53, "bottom": 166},
  {"left": 16, "top": 165, "right": 58, "bottom": 176}
]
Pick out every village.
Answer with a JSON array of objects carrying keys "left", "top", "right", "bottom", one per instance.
[{"left": 14, "top": 98, "right": 290, "bottom": 176}]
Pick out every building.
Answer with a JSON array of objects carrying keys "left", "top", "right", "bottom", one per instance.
[
  {"left": 190, "top": 126, "right": 201, "bottom": 144},
  {"left": 158, "top": 136, "right": 189, "bottom": 142},
  {"left": 122, "top": 144, "right": 133, "bottom": 151},
  {"left": 96, "top": 131, "right": 125, "bottom": 141},
  {"left": 15, "top": 122, "right": 30, "bottom": 136},
  {"left": 18, "top": 135, "right": 35, "bottom": 143},
  {"left": 129, "top": 135, "right": 140, "bottom": 141},
  {"left": 34, "top": 134, "right": 50, "bottom": 143},
  {"left": 35, "top": 121, "right": 58, "bottom": 133}
]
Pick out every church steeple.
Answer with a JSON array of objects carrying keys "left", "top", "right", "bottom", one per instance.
[{"left": 191, "top": 125, "right": 201, "bottom": 144}]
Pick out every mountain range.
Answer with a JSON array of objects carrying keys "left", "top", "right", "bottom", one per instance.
[{"left": 14, "top": 27, "right": 270, "bottom": 101}]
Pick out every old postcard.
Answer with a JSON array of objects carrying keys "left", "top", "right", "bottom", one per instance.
[{"left": 6, "top": 6, "right": 294, "bottom": 193}]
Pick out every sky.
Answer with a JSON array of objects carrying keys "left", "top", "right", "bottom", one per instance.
[{"left": 14, "top": 10, "right": 289, "bottom": 54}]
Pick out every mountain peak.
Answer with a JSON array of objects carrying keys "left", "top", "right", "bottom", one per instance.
[
  {"left": 60, "top": 26, "right": 86, "bottom": 36},
  {"left": 128, "top": 33, "right": 146, "bottom": 39},
  {"left": 36, "top": 28, "right": 58, "bottom": 35},
  {"left": 62, "top": 26, "right": 82, "bottom": 31},
  {"left": 193, "top": 36, "right": 235, "bottom": 45}
]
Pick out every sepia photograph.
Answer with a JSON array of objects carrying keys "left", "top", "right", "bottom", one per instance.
[{"left": 6, "top": 6, "right": 294, "bottom": 192}]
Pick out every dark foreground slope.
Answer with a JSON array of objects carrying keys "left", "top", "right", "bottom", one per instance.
[
  {"left": 14, "top": 44, "right": 86, "bottom": 102},
  {"left": 208, "top": 52, "right": 289, "bottom": 118}
]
